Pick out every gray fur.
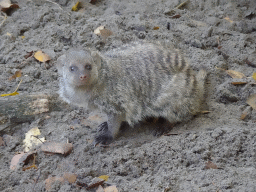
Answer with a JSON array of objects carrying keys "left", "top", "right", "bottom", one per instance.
[{"left": 57, "top": 42, "right": 207, "bottom": 144}]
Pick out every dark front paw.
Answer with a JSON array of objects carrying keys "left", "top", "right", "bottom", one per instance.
[{"left": 93, "top": 122, "right": 113, "bottom": 146}]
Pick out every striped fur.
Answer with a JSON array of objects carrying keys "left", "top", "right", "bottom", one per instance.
[{"left": 57, "top": 42, "right": 207, "bottom": 143}]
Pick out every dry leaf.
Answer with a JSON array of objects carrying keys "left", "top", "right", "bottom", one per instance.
[
  {"left": 171, "top": 14, "right": 181, "bottom": 19},
  {"left": 90, "top": 0, "right": 97, "bottom": 4},
  {"left": 100, "top": 28, "right": 113, "bottom": 42},
  {"left": 205, "top": 161, "right": 218, "bottom": 169},
  {"left": 231, "top": 82, "right": 247, "bottom": 85},
  {"left": 153, "top": 26, "right": 159, "bottom": 30},
  {"left": 94, "top": 26, "right": 113, "bottom": 42},
  {"left": 34, "top": 50, "right": 51, "bottom": 62},
  {"left": 23, "top": 127, "right": 45, "bottom": 152},
  {"left": 226, "top": 70, "right": 246, "bottom": 79},
  {"left": 0, "top": 0, "right": 19, "bottom": 13},
  {"left": 63, "top": 173, "right": 77, "bottom": 183},
  {"left": 246, "top": 94, "right": 256, "bottom": 110},
  {"left": 252, "top": 72, "right": 256, "bottom": 81},
  {"left": 224, "top": 16, "right": 233, "bottom": 23},
  {"left": 41, "top": 141, "right": 73, "bottom": 156},
  {"left": 104, "top": 186, "right": 118, "bottom": 192},
  {"left": 9, "top": 70, "right": 22, "bottom": 81},
  {"left": 240, "top": 106, "right": 252, "bottom": 120},
  {"left": 87, "top": 178, "right": 105, "bottom": 190},
  {"left": 72, "top": 1, "right": 81, "bottom": 11},
  {"left": 24, "top": 51, "right": 34, "bottom": 59},
  {"left": 98, "top": 175, "right": 109, "bottom": 181},
  {"left": 10, "top": 152, "right": 25, "bottom": 170},
  {"left": 240, "top": 112, "right": 247, "bottom": 120},
  {"left": 94, "top": 26, "right": 105, "bottom": 35},
  {"left": 45, "top": 173, "right": 76, "bottom": 191},
  {"left": 10, "top": 152, "right": 36, "bottom": 170},
  {"left": 45, "top": 176, "right": 64, "bottom": 191},
  {"left": 1, "top": 91, "right": 19, "bottom": 97}
]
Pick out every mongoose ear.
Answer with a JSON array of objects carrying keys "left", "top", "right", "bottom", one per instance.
[
  {"left": 91, "top": 51, "right": 102, "bottom": 69},
  {"left": 56, "top": 54, "right": 66, "bottom": 74}
]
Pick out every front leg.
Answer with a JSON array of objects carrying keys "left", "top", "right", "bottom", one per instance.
[{"left": 93, "top": 113, "right": 125, "bottom": 145}]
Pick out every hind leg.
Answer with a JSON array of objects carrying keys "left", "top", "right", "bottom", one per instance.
[{"left": 153, "top": 117, "right": 173, "bottom": 136}]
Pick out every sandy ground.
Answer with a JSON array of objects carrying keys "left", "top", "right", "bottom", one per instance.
[{"left": 0, "top": 0, "right": 256, "bottom": 191}]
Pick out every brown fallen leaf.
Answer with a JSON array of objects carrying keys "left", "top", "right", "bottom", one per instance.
[
  {"left": 246, "top": 94, "right": 256, "bottom": 110},
  {"left": 10, "top": 152, "right": 25, "bottom": 170},
  {"left": 94, "top": 26, "right": 113, "bottom": 42},
  {"left": 41, "top": 141, "right": 73, "bottom": 156},
  {"left": 240, "top": 106, "right": 252, "bottom": 120},
  {"left": 45, "top": 172, "right": 76, "bottom": 191},
  {"left": 10, "top": 152, "right": 36, "bottom": 170},
  {"left": 87, "top": 177, "right": 105, "bottom": 190},
  {"left": 205, "top": 160, "right": 218, "bottom": 169},
  {"left": 63, "top": 173, "right": 77, "bottom": 183},
  {"left": 226, "top": 70, "right": 246, "bottom": 79},
  {"left": 34, "top": 50, "right": 51, "bottom": 62},
  {"left": 153, "top": 26, "right": 159, "bottom": 30},
  {"left": 231, "top": 82, "right": 247, "bottom": 85},
  {"left": 9, "top": 70, "right": 22, "bottom": 81},
  {"left": 171, "top": 14, "right": 181, "bottom": 19},
  {"left": 24, "top": 51, "right": 34, "bottom": 59},
  {"left": 100, "top": 28, "right": 113, "bottom": 42},
  {"left": 22, "top": 153, "right": 38, "bottom": 171},
  {"left": 90, "top": 0, "right": 97, "bottom": 4},
  {"left": 45, "top": 176, "right": 64, "bottom": 191},
  {"left": 0, "top": 0, "right": 19, "bottom": 13}
]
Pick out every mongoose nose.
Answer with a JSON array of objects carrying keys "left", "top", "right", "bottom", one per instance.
[{"left": 79, "top": 75, "right": 86, "bottom": 80}]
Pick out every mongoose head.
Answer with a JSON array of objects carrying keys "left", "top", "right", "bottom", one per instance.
[{"left": 57, "top": 50, "right": 101, "bottom": 88}]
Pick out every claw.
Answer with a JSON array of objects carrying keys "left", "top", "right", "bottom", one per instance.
[{"left": 93, "top": 122, "right": 113, "bottom": 146}]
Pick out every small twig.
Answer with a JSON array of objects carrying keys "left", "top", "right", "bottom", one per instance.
[
  {"left": 0, "top": 11, "right": 7, "bottom": 28},
  {"left": 14, "top": 79, "right": 22, "bottom": 92},
  {"left": 175, "top": 0, "right": 189, "bottom": 9},
  {"left": 31, "top": 135, "right": 45, "bottom": 144}
]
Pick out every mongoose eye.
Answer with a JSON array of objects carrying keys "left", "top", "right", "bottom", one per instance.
[
  {"left": 69, "top": 66, "right": 77, "bottom": 72},
  {"left": 85, "top": 64, "right": 92, "bottom": 70}
]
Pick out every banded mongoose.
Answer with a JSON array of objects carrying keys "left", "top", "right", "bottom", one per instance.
[{"left": 57, "top": 43, "right": 207, "bottom": 144}]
